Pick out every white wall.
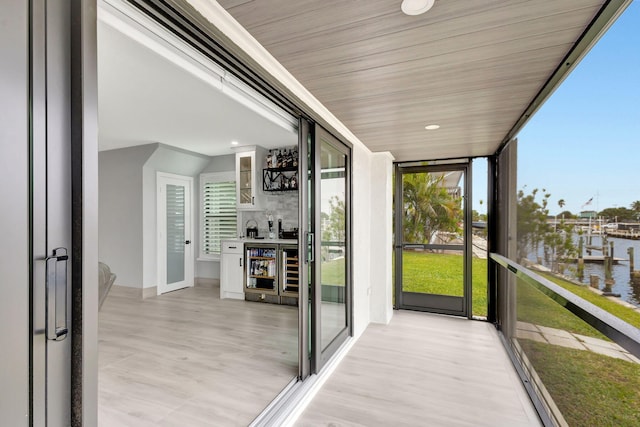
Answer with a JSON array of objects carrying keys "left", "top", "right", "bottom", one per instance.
[
  {"left": 369, "top": 152, "right": 394, "bottom": 324},
  {"left": 351, "top": 143, "right": 373, "bottom": 339}
]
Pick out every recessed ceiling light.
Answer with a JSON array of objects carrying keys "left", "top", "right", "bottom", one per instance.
[
  {"left": 401, "top": 0, "right": 435, "bottom": 16},
  {"left": 425, "top": 124, "right": 440, "bottom": 130},
  {"left": 231, "top": 141, "right": 239, "bottom": 146}
]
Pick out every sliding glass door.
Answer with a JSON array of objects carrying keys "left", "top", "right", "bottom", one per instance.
[{"left": 310, "top": 124, "right": 351, "bottom": 371}]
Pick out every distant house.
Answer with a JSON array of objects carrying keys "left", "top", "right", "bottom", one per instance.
[{"left": 580, "top": 210, "right": 597, "bottom": 219}]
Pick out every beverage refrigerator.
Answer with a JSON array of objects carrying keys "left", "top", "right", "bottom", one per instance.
[{"left": 244, "top": 243, "right": 299, "bottom": 304}]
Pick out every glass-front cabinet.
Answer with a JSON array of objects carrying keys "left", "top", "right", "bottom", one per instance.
[{"left": 234, "top": 146, "right": 265, "bottom": 210}]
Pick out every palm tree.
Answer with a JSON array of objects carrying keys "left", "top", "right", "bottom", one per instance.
[{"left": 402, "top": 172, "right": 462, "bottom": 244}]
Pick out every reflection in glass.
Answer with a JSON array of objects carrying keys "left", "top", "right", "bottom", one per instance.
[
  {"left": 511, "top": 276, "right": 639, "bottom": 427},
  {"left": 166, "top": 184, "right": 185, "bottom": 284},
  {"left": 320, "top": 143, "right": 347, "bottom": 350}
]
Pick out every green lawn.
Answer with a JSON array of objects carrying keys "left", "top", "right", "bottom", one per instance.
[
  {"left": 401, "top": 251, "right": 488, "bottom": 317},
  {"left": 517, "top": 279, "right": 607, "bottom": 339},
  {"left": 324, "top": 250, "right": 640, "bottom": 328},
  {"left": 516, "top": 274, "right": 640, "bottom": 426},
  {"left": 520, "top": 339, "right": 640, "bottom": 427},
  {"left": 538, "top": 272, "right": 640, "bottom": 329},
  {"left": 321, "top": 257, "right": 345, "bottom": 286}
]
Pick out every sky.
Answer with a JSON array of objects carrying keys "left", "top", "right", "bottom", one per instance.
[{"left": 514, "top": 1, "right": 640, "bottom": 215}]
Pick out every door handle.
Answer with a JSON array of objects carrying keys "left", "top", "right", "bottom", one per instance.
[
  {"left": 305, "top": 232, "right": 315, "bottom": 263},
  {"left": 45, "top": 247, "right": 69, "bottom": 341},
  {"left": 185, "top": 240, "right": 191, "bottom": 245}
]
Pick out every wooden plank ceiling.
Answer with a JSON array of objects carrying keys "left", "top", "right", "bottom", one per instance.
[{"left": 218, "top": 0, "right": 605, "bottom": 161}]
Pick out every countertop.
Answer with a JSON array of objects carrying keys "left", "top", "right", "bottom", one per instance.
[{"left": 223, "top": 238, "right": 298, "bottom": 245}]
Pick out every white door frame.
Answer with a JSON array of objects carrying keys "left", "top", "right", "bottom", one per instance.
[{"left": 157, "top": 172, "right": 194, "bottom": 294}]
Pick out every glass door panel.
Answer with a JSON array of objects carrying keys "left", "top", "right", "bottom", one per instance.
[
  {"left": 166, "top": 184, "right": 186, "bottom": 284},
  {"left": 312, "top": 124, "right": 351, "bottom": 371},
  {"left": 158, "top": 173, "right": 193, "bottom": 295},
  {"left": 238, "top": 154, "right": 252, "bottom": 205},
  {"left": 396, "top": 164, "right": 470, "bottom": 316},
  {"left": 320, "top": 142, "right": 347, "bottom": 351}
]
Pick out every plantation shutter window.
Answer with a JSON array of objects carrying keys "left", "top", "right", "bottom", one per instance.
[{"left": 200, "top": 172, "right": 237, "bottom": 258}]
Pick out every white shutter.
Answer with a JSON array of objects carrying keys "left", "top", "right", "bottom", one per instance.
[{"left": 202, "top": 180, "right": 237, "bottom": 255}]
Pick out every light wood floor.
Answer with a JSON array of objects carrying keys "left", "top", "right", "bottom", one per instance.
[
  {"left": 297, "top": 311, "right": 541, "bottom": 427},
  {"left": 98, "top": 285, "right": 298, "bottom": 426}
]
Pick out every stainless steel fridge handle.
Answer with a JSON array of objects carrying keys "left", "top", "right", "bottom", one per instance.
[{"left": 45, "top": 247, "right": 69, "bottom": 341}]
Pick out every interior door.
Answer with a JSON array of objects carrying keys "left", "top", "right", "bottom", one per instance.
[
  {"left": 395, "top": 163, "right": 472, "bottom": 317},
  {"left": 311, "top": 124, "right": 352, "bottom": 371},
  {"left": 157, "top": 173, "right": 194, "bottom": 294}
]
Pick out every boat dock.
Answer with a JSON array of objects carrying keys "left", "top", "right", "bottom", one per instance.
[
  {"left": 567, "top": 256, "right": 626, "bottom": 264},
  {"left": 605, "top": 229, "right": 640, "bottom": 240}
]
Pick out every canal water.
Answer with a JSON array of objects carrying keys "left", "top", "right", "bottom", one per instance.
[{"left": 530, "top": 234, "right": 640, "bottom": 308}]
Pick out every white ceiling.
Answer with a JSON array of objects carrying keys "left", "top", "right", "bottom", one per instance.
[
  {"left": 216, "top": 0, "right": 611, "bottom": 161},
  {"left": 97, "top": 16, "right": 297, "bottom": 156}
]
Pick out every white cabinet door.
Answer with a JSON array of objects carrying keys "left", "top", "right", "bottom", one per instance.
[{"left": 221, "top": 242, "right": 244, "bottom": 300}]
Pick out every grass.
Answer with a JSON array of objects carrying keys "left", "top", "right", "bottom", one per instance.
[
  {"left": 321, "top": 251, "right": 489, "bottom": 317},
  {"left": 519, "top": 339, "right": 640, "bottom": 427},
  {"left": 538, "top": 272, "right": 640, "bottom": 329},
  {"left": 321, "top": 257, "right": 345, "bottom": 286},
  {"left": 517, "top": 279, "right": 607, "bottom": 339},
  {"left": 327, "top": 248, "right": 640, "bottom": 325},
  {"left": 401, "top": 251, "right": 488, "bottom": 317},
  {"left": 517, "top": 274, "right": 640, "bottom": 425}
]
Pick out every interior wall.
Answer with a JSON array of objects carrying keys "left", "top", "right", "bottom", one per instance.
[
  {"left": 98, "top": 144, "right": 156, "bottom": 287},
  {"left": 195, "top": 153, "right": 235, "bottom": 280},
  {"left": 141, "top": 144, "right": 211, "bottom": 288},
  {"left": 99, "top": 143, "right": 214, "bottom": 289}
]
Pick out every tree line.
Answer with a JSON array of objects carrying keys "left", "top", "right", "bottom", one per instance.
[
  {"left": 517, "top": 189, "right": 640, "bottom": 268},
  {"left": 557, "top": 200, "right": 640, "bottom": 222}
]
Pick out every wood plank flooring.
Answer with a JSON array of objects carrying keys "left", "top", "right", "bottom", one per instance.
[
  {"left": 297, "top": 311, "right": 541, "bottom": 427},
  {"left": 98, "top": 285, "right": 298, "bottom": 426}
]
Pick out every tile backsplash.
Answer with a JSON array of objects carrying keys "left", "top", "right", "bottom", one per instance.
[{"left": 241, "top": 191, "right": 299, "bottom": 237}]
